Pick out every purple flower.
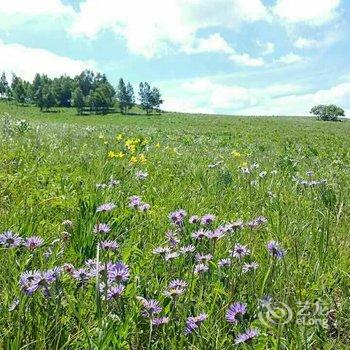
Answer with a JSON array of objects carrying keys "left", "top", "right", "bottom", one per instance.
[
  {"left": 20, "top": 270, "right": 41, "bottom": 295},
  {"left": 195, "top": 253, "right": 212, "bottom": 263},
  {"left": 247, "top": 216, "right": 267, "bottom": 229},
  {"left": 218, "top": 258, "right": 232, "bottom": 268},
  {"left": 185, "top": 314, "right": 207, "bottom": 335},
  {"left": 24, "top": 236, "right": 44, "bottom": 251},
  {"left": 129, "top": 196, "right": 142, "bottom": 209},
  {"left": 189, "top": 215, "right": 200, "bottom": 224},
  {"left": 201, "top": 214, "right": 215, "bottom": 225},
  {"left": 139, "top": 298, "right": 162, "bottom": 317},
  {"left": 135, "top": 170, "right": 148, "bottom": 180},
  {"left": 242, "top": 262, "right": 259, "bottom": 273},
  {"left": 153, "top": 246, "right": 171, "bottom": 255},
  {"left": 231, "top": 244, "right": 250, "bottom": 259},
  {"left": 226, "top": 302, "right": 247, "bottom": 324},
  {"left": 152, "top": 317, "right": 170, "bottom": 326},
  {"left": 169, "top": 209, "right": 187, "bottom": 226},
  {"left": 234, "top": 328, "right": 259, "bottom": 344},
  {"left": 20, "top": 268, "right": 60, "bottom": 296},
  {"left": 267, "top": 240, "right": 285, "bottom": 259},
  {"left": 72, "top": 268, "right": 91, "bottom": 283},
  {"left": 179, "top": 245, "right": 195, "bottom": 254},
  {"left": 165, "top": 252, "right": 180, "bottom": 261},
  {"left": 139, "top": 203, "right": 151, "bottom": 212},
  {"left": 224, "top": 220, "right": 244, "bottom": 232},
  {"left": 93, "top": 223, "right": 111, "bottom": 234},
  {"left": 96, "top": 203, "right": 116, "bottom": 213},
  {"left": 194, "top": 263, "right": 209, "bottom": 275},
  {"left": 106, "top": 284, "right": 125, "bottom": 300},
  {"left": 0, "top": 231, "right": 22, "bottom": 248},
  {"left": 109, "top": 262, "right": 130, "bottom": 283},
  {"left": 166, "top": 231, "right": 179, "bottom": 247},
  {"left": 165, "top": 279, "right": 187, "bottom": 296},
  {"left": 169, "top": 279, "right": 187, "bottom": 289},
  {"left": 207, "top": 228, "right": 225, "bottom": 241},
  {"left": 192, "top": 229, "right": 210, "bottom": 240},
  {"left": 100, "top": 240, "right": 119, "bottom": 251}
]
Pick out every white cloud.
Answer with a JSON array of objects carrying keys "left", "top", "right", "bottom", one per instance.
[
  {"left": 229, "top": 53, "right": 265, "bottom": 67},
  {"left": 294, "top": 37, "right": 319, "bottom": 49},
  {"left": 257, "top": 41, "right": 275, "bottom": 55},
  {"left": 0, "top": 0, "right": 74, "bottom": 27},
  {"left": 276, "top": 53, "right": 303, "bottom": 64},
  {"left": 0, "top": 40, "right": 96, "bottom": 81},
  {"left": 273, "top": 0, "right": 341, "bottom": 25},
  {"left": 294, "top": 30, "right": 342, "bottom": 49},
  {"left": 161, "top": 76, "right": 350, "bottom": 116},
  {"left": 70, "top": 0, "right": 270, "bottom": 58}
]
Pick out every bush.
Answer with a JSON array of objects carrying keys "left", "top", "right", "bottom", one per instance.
[{"left": 310, "top": 104, "right": 345, "bottom": 121}]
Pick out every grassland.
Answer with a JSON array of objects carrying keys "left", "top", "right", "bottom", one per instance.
[{"left": 0, "top": 102, "right": 349, "bottom": 349}]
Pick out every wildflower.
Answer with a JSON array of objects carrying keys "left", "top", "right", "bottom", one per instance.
[
  {"left": 129, "top": 156, "right": 138, "bottom": 164},
  {"left": 129, "top": 195, "right": 142, "bottom": 208},
  {"left": 169, "top": 279, "right": 187, "bottom": 290},
  {"left": 72, "top": 268, "right": 91, "bottom": 283},
  {"left": 108, "top": 151, "right": 117, "bottom": 159},
  {"left": 226, "top": 302, "right": 247, "bottom": 324},
  {"left": 185, "top": 314, "right": 207, "bottom": 334},
  {"left": 192, "top": 229, "right": 210, "bottom": 240},
  {"left": 179, "top": 245, "right": 195, "bottom": 254},
  {"left": 139, "top": 203, "right": 151, "bottom": 212},
  {"left": 242, "top": 262, "right": 259, "bottom": 273},
  {"left": 20, "top": 268, "right": 60, "bottom": 296},
  {"left": 135, "top": 170, "right": 148, "bottom": 180},
  {"left": 93, "top": 223, "right": 111, "bottom": 234},
  {"left": 155, "top": 142, "right": 160, "bottom": 148},
  {"left": 201, "top": 214, "right": 215, "bottom": 225},
  {"left": 259, "top": 171, "right": 267, "bottom": 178},
  {"left": 153, "top": 246, "right": 171, "bottom": 256},
  {"left": 9, "top": 298, "right": 19, "bottom": 311},
  {"left": 116, "top": 133, "right": 123, "bottom": 141},
  {"left": 108, "top": 176, "right": 120, "bottom": 187},
  {"left": 189, "top": 215, "right": 200, "bottom": 224},
  {"left": 25, "top": 236, "right": 44, "bottom": 251},
  {"left": 140, "top": 298, "right": 162, "bottom": 317},
  {"left": 194, "top": 263, "right": 209, "bottom": 275},
  {"left": 152, "top": 317, "right": 169, "bottom": 326},
  {"left": 247, "top": 216, "right": 267, "bottom": 229},
  {"left": 0, "top": 231, "right": 22, "bottom": 248},
  {"left": 96, "top": 203, "right": 116, "bottom": 213},
  {"left": 106, "top": 284, "right": 125, "bottom": 300},
  {"left": 166, "top": 231, "right": 179, "bottom": 247},
  {"left": 109, "top": 262, "right": 130, "bottom": 283},
  {"left": 165, "top": 252, "right": 180, "bottom": 261},
  {"left": 100, "top": 240, "right": 119, "bottom": 251},
  {"left": 267, "top": 240, "right": 285, "bottom": 259},
  {"left": 195, "top": 253, "right": 212, "bottom": 263},
  {"left": 234, "top": 328, "right": 259, "bottom": 345},
  {"left": 231, "top": 244, "right": 250, "bottom": 259},
  {"left": 62, "top": 220, "right": 73, "bottom": 227},
  {"left": 218, "top": 258, "right": 232, "bottom": 268},
  {"left": 207, "top": 228, "right": 225, "bottom": 241},
  {"left": 169, "top": 209, "right": 187, "bottom": 226},
  {"left": 231, "top": 150, "right": 241, "bottom": 158},
  {"left": 139, "top": 154, "right": 147, "bottom": 164}
]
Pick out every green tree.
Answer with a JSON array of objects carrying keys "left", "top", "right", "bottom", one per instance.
[
  {"left": 150, "top": 87, "right": 163, "bottom": 112},
  {"left": 126, "top": 82, "right": 135, "bottom": 113},
  {"left": 139, "top": 82, "right": 153, "bottom": 114},
  {"left": 12, "top": 75, "right": 27, "bottom": 104},
  {"left": 310, "top": 104, "right": 345, "bottom": 121},
  {"left": 72, "top": 87, "right": 85, "bottom": 115},
  {"left": 88, "top": 83, "right": 115, "bottom": 114},
  {"left": 40, "top": 83, "right": 57, "bottom": 111},
  {"left": 0, "top": 72, "right": 9, "bottom": 99},
  {"left": 117, "top": 78, "right": 128, "bottom": 113},
  {"left": 75, "top": 70, "right": 95, "bottom": 97}
]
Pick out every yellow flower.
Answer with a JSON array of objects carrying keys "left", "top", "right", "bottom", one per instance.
[
  {"left": 231, "top": 150, "right": 241, "bottom": 158},
  {"left": 139, "top": 154, "right": 147, "bottom": 164},
  {"left": 107, "top": 151, "right": 117, "bottom": 159},
  {"left": 129, "top": 156, "right": 138, "bottom": 165},
  {"left": 99, "top": 133, "right": 105, "bottom": 139},
  {"left": 155, "top": 142, "right": 160, "bottom": 148},
  {"left": 116, "top": 133, "right": 123, "bottom": 141},
  {"left": 103, "top": 141, "right": 108, "bottom": 145},
  {"left": 116, "top": 152, "right": 125, "bottom": 159},
  {"left": 240, "top": 161, "right": 248, "bottom": 168}
]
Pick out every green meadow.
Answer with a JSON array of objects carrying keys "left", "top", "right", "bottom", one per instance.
[{"left": 0, "top": 102, "right": 349, "bottom": 349}]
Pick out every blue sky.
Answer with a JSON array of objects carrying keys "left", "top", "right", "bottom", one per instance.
[{"left": 0, "top": 0, "right": 349, "bottom": 115}]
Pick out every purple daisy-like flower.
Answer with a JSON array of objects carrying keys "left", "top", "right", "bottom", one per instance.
[
  {"left": 242, "top": 262, "right": 259, "bottom": 273},
  {"left": 234, "top": 328, "right": 259, "bottom": 344},
  {"left": 20, "top": 270, "right": 41, "bottom": 295},
  {"left": 93, "top": 223, "right": 111, "bottom": 234},
  {"left": 0, "top": 231, "right": 22, "bottom": 248},
  {"left": 169, "top": 279, "right": 187, "bottom": 289},
  {"left": 224, "top": 220, "right": 244, "bottom": 233},
  {"left": 129, "top": 195, "right": 142, "bottom": 209},
  {"left": 20, "top": 268, "right": 60, "bottom": 296},
  {"left": 267, "top": 240, "right": 285, "bottom": 259},
  {"left": 100, "top": 240, "right": 119, "bottom": 251},
  {"left": 96, "top": 202, "right": 116, "bottom": 213},
  {"left": 62, "top": 220, "right": 73, "bottom": 227},
  {"left": 139, "top": 203, "right": 151, "bottom": 212},
  {"left": 135, "top": 170, "right": 148, "bottom": 180},
  {"left": 192, "top": 229, "right": 210, "bottom": 240},
  {"left": 169, "top": 209, "right": 187, "bottom": 226},
  {"left": 194, "top": 263, "right": 209, "bottom": 275},
  {"left": 185, "top": 314, "right": 207, "bottom": 335},
  {"left": 106, "top": 284, "right": 125, "bottom": 300},
  {"left": 218, "top": 258, "right": 232, "bottom": 268},
  {"left": 24, "top": 236, "right": 44, "bottom": 251},
  {"left": 231, "top": 244, "right": 250, "bottom": 259},
  {"left": 226, "top": 302, "right": 247, "bottom": 324},
  {"left": 207, "top": 228, "right": 225, "bottom": 241},
  {"left": 109, "top": 262, "right": 130, "bottom": 283},
  {"left": 189, "top": 215, "right": 200, "bottom": 224},
  {"left": 201, "top": 214, "right": 215, "bottom": 225},
  {"left": 152, "top": 317, "right": 170, "bottom": 326},
  {"left": 179, "top": 245, "right": 196, "bottom": 254},
  {"left": 195, "top": 253, "right": 213, "bottom": 263},
  {"left": 166, "top": 231, "right": 179, "bottom": 247},
  {"left": 153, "top": 246, "right": 171, "bottom": 256},
  {"left": 140, "top": 298, "right": 163, "bottom": 317},
  {"left": 247, "top": 216, "right": 267, "bottom": 229},
  {"left": 165, "top": 252, "right": 180, "bottom": 261},
  {"left": 72, "top": 268, "right": 92, "bottom": 283}
]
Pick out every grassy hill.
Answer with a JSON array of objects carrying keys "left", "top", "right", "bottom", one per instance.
[{"left": 0, "top": 101, "right": 350, "bottom": 349}]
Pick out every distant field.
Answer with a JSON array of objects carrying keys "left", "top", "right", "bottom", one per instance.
[{"left": 0, "top": 102, "right": 350, "bottom": 349}]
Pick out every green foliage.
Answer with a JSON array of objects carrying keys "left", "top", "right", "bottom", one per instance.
[
  {"left": 0, "top": 103, "right": 349, "bottom": 349},
  {"left": 139, "top": 82, "right": 163, "bottom": 114},
  {"left": 310, "top": 104, "right": 345, "bottom": 121},
  {"left": 72, "top": 87, "right": 85, "bottom": 115}
]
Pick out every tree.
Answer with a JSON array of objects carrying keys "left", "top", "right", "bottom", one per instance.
[
  {"left": 53, "top": 75, "right": 74, "bottom": 107},
  {"left": 310, "top": 104, "right": 345, "bottom": 121},
  {"left": 117, "top": 78, "right": 128, "bottom": 113},
  {"left": 150, "top": 87, "right": 163, "bottom": 112},
  {"left": 75, "top": 70, "right": 95, "bottom": 97},
  {"left": 139, "top": 82, "right": 163, "bottom": 114},
  {"left": 12, "top": 75, "right": 27, "bottom": 104},
  {"left": 126, "top": 82, "right": 135, "bottom": 113},
  {"left": 40, "top": 83, "right": 57, "bottom": 111},
  {"left": 88, "top": 83, "right": 115, "bottom": 114},
  {"left": 72, "top": 87, "right": 85, "bottom": 115},
  {"left": 0, "top": 72, "right": 9, "bottom": 99}
]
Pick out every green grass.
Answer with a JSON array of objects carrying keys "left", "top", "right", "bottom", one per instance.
[{"left": 0, "top": 102, "right": 350, "bottom": 349}]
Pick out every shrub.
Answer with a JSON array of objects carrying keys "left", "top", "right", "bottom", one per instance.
[{"left": 310, "top": 104, "right": 345, "bottom": 121}]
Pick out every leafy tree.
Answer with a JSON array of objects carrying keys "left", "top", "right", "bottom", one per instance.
[
  {"left": 0, "top": 72, "right": 9, "bottom": 98},
  {"left": 150, "top": 87, "right": 163, "bottom": 112},
  {"left": 139, "top": 82, "right": 163, "bottom": 114},
  {"left": 72, "top": 87, "right": 85, "bottom": 115},
  {"left": 88, "top": 83, "right": 115, "bottom": 114},
  {"left": 39, "top": 83, "right": 57, "bottom": 111},
  {"left": 12, "top": 75, "right": 27, "bottom": 104},
  {"left": 310, "top": 104, "right": 345, "bottom": 121},
  {"left": 75, "top": 70, "right": 95, "bottom": 97},
  {"left": 53, "top": 75, "right": 74, "bottom": 107},
  {"left": 126, "top": 82, "right": 135, "bottom": 113},
  {"left": 117, "top": 78, "right": 128, "bottom": 113}
]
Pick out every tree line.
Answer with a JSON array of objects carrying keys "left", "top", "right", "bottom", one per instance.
[{"left": 0, "top": 70, "right": 163, "bottom": 115}]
